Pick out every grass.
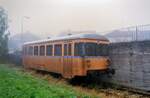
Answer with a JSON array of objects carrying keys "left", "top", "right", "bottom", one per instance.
[{"left": 0, "top": 64, "right": 98, "bottom": 98}]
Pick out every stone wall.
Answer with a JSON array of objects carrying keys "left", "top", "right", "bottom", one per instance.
[{"left": 109, "top": 41, "right": 150, "bottom": 91}]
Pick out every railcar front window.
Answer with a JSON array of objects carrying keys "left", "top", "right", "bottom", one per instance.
[
  {"left": 75, "top": 43, "right": 84, "bottom": 56},
  {"left": 85, "top": 43, "right": 97, "bottom": 56},
  {"left": 96, "top": 44, "right": 109, "bottom": 56},
  {"left": 75, "top": 43, "right": 108, "bottom": 56}
]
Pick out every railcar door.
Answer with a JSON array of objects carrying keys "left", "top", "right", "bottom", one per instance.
[{"left": 63, "top": 43, "right": 73, "bottom": 78}]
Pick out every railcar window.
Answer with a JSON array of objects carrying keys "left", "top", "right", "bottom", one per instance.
[
  {"left": 64, "top": 44, "right": 72, "bottom": 56},
  {"left": 23, "top": 47, "right": 25, "bottom": 55},
  {"left": 23, "top": 47, "right": 27, "bottom": 55},
  {"left": 25, "top": 47, "right": 28, "bottom": 55},
  {"left": 64, "top": 44, "right": 67, "bottom": 56},
  {"left": 54, "top": 44, "right": 62, "bottom": 56},
  {"left": 28, "top": 46, "right": 33, "bottom": 56},
  {"left": 40, "top": 45, "right": 45, "bottom": 56},
  {"left": 68, "top": 44, "right": 72, "bottom": 56},
  {"left": 27, "top": 47, "right": 30, "bottom": 55},
  {"left": 46, "top": 45, "right": 53, "bottom": 56},
  {"left": 34, "top": 46, "right": 38, "bottom": 56}
]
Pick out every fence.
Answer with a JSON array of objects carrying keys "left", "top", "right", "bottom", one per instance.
[
  {"left": 105, "top": 24, "right": 150, "bottom": 91},
  {"left": 106, "top": 24, "right": 150, "bottom": 43}
]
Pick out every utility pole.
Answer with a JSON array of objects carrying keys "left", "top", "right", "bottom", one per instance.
[{"left": 20, "top": 16, "right": 30, "bottom": 49}]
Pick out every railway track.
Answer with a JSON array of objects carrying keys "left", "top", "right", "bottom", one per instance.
[
  {"left": 28, "top": 69, "right": 150, "bottom": 98},
  {"left": 69, "top": 76, "right": 150, "bottom": 97}
]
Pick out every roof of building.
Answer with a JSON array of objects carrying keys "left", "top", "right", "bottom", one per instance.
[{"left": 23, "top": 33, "right": 108, "bottom": 45}]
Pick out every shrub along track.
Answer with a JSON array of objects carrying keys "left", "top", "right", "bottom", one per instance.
[{"left": 10, "top": 64, "right": 150, "bottom": 98}]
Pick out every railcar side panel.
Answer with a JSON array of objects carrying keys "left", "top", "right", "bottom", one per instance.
[
  {"left": 63, "top": 56, "right": 73, "bottom": 78},
  {"left": 23, "top": 56, "right": 63, "bottom": 74},
  {"left": 23, "top": 55, "right": 88, "bottom": 78},
  {"left": 72, "top": 57, "right": 86, "bottom": 77}
]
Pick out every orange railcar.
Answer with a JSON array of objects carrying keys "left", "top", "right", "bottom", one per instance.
[{"left": 22, "top": 33, "right": 110, "bottom": 78}]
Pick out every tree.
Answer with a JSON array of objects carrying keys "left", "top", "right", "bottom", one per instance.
[{"left": 0, "top": 7, "right": 8, "bottom": 57}]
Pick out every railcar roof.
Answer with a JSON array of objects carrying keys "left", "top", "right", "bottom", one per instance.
[{"left": 24, "top": 33, "right": 108, "bottom": 45}]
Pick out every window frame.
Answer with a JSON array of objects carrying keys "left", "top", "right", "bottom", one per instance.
[
  {"left": 40, "top": 45, "right": 45, "bottom": 56},
  {"left": 63, "top": 43, "right": 72, "bottom": 56},
  {"left": 68, "top": 43, "right": 72, "bottom": 56},
  {"left": 34, "top": 46, "right": 39, "bottom": 56},
  {"left": 28, "top": 46, "right": 33, "bottom": 56},
  {"left": 46, "top": 45, "right": 53, "bottom": 56},
  {"left": 23, "top": 46, "right": 28, "bottom": 55},
  {"left": 64, "top": 44, "right": 67, "bottom": 56},
  {"left": 54, "top": 44, "right": 62, "bottom": 56}
]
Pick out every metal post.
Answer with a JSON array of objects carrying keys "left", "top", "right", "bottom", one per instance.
[
  {"left": 21, "top": 17, "right": 23, "bottom": 45},
  {"left": 135, "top": 26, "right": 138, "bottom": 41}
]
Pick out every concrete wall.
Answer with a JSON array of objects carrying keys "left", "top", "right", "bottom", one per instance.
[{"left": 109, "top": 41, "right": 150, "bottom": 91}]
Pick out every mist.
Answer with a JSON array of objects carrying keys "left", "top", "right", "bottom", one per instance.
[{"left": 1, "top": 0, "right": 150, "bottom": 38}]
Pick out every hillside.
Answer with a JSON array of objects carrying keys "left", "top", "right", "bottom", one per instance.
[{"left": 105, "top": 30, "right": 150, "bottom": 42}]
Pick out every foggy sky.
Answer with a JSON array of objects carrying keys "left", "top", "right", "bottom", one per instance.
[{"left": 1, "top": 0, "right": 150, "bottom": 37}]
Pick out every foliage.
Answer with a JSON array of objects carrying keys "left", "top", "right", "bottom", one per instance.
[
  {"left": 0, "top": 64, "right": 96, "bottom": 98},
  {"left": 0, "top": 7, "right": 8, "bottom": 57}
]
